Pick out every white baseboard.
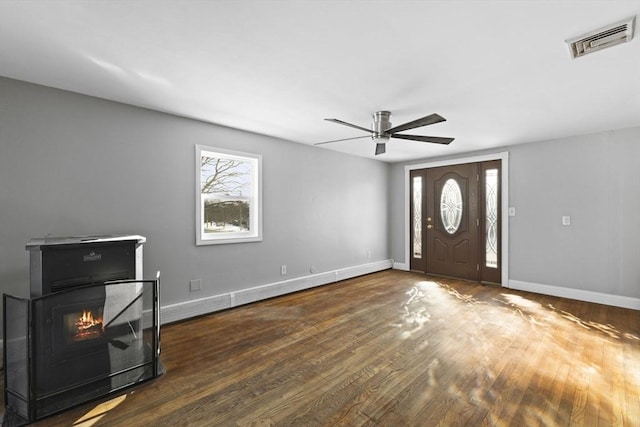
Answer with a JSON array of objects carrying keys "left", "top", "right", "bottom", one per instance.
[
  {"left": 508, "top": 280, "right": 640, "bottom": 310},
  {"left": 392, "top": 261, "right": 409, "bottom": 271},
  {"left": 160, "top": 259, "right": 393, "bottom": 325}
]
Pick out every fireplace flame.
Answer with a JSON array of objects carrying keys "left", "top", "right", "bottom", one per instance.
[
  {"left": 81, "top": 310, "right": 94, "bottom": 324},
  {"left": 74, "top": 310, "right": 104, "bottom": 341}
]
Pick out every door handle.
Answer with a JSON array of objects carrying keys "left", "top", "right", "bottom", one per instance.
[{"left": 427, "top": 224, "right": 433, "bottom": 229}]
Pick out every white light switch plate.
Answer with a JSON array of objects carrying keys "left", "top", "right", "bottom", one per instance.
[{"left": 562, "top": 216, "right": 571, "bottom": 226}]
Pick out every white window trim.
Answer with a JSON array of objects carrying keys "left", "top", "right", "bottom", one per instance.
[
  {"left": 402, "top": 152, "right": 509, "bottom": 286},
  {"left": 195, "top": 145, "right": 263, "bottom": 245}
]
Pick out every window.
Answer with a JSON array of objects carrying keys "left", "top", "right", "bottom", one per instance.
[
  {"left": 440, "top": 178, "right": 463, "bottom": 234},
  {"left": 485, "top": 168, "right": 498, "bottom": 268},
  {"left": 412, "top": 176, "right": 422, "bottom": 258},
  {"left": 195, "top": 145, "right": 262, "bottom": 245}
]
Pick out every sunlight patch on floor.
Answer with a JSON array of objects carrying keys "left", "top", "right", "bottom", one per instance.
[
  {"left": 391, "top": 282, "right": 436, "bottom": 338},
  {"left": 398, "top": 283, "right": 640, "bottom": 425},
  {"left": 73, "top": 394, "right": 127, "bottom": 427},
  {"left": 388, "top": 276, "right": 638, "bottom": 424},
  {"left": 501, "top": 293, "right": 541, "bottom": 310},
  {"left": 487, "top": 290, "right": 640, "bottom": 424},
  {"left": 439, "top": 283, "right": 483, "bottom": 305}
]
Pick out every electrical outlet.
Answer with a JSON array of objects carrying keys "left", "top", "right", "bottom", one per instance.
[
  {"left": 281, "top": 265, "right": 287, "bottom": 275},
  {"left": 189, "top": 279, "right": 202, "bottom": 292},
  {"left": 562, "top": 216, "right": 571, "bottom": 226},
  {"left": 367, "top": 250, "right": 372, "bottom": 259},
  {"left": 508, "top": 207, "right": 516, "bottom": 217}
]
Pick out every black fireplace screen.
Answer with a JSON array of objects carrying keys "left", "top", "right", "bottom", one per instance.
[{"left": 3, "top": 279, "right": 161, "bottom": 425}]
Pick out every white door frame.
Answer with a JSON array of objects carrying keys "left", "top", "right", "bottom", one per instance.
[{"left": 400, "top": 151, "right": 509, "bottom": 286}]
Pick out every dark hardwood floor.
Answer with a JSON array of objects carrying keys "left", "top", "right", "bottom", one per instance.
[{"left": 2, "top": 270, "right": 639, "bottom": 426}]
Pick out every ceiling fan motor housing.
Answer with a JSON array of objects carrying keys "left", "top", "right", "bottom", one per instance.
[{"left": 372, "top": 111, "right": 392, "bottom": 141}]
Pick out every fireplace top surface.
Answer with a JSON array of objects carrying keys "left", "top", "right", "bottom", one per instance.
[{"left": 26, "top": 234, "right": 146, "bottom": 250}]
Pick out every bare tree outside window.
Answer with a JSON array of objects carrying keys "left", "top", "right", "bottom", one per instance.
[
  {"left": 196, "top": 146, "right": 262, "bottom": 245},
  {"left": 201, "top": 157, "right": 251, "bottom": 233}
]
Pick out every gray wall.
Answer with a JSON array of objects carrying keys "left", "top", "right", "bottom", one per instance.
[
  {"left": 390, "top": 126, "right": 640, "bottom": 299},
  {"left": 0, "top": 77, "right": 390, "bottom": 336}
]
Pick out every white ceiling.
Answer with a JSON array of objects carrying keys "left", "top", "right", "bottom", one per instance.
[{"left": 1, "top": 1, "right": 639, "bottom": 162}]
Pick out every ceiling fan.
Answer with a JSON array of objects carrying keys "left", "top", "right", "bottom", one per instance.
[{"left": 316, "top": 111, "right": 454, "bottom": 155}]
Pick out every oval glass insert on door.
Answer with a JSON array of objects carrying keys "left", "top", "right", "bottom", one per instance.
[{"left": 440, "top": 178, "right": 463, "bottom": 234}]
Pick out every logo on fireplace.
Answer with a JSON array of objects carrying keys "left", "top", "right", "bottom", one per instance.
[{"left": 83, "top": 251, "right": 102, "bottom": 262}]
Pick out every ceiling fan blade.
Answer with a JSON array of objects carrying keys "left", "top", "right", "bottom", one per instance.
[
  {"left": 385, "top": 113, "right": 446, "bottom": 134},
  {"left": 391, "top": 134, "right": 455, "bottom": 145},
  {"left": 324, "top": 118, "right": 373, "bottom": 134},
  {"left": 314, "top": 135, "right": 370, "bottom": 146},
  {"left": 375, "top": 143, "right": 386, "bottom": 155}
]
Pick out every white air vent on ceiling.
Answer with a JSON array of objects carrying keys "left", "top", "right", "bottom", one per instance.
[{"left": 565, "top": 16, "right": 636, "bottom": 59}]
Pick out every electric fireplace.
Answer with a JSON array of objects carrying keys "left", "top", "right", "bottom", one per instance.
[{"left": 3, "top": 235, "right": 162, "bottom": 426}]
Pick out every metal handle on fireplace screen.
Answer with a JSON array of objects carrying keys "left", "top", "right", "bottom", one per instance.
[
  {"left": 155, "top": 271, "right": 161, "bottom": 366},
  {"left": 104, "top": 276, "right": 162, "bottom": 376}
]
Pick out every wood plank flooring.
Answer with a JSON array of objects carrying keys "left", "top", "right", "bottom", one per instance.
[{"left": 2, "top": 270, "right": 639, "bottom": 426}]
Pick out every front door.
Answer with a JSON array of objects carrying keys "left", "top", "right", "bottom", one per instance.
[
  {"left": 426, "top": 163, "right": 479, "bottom": 281},
  {"left": 410, "top": 161, "right": 501, "bottom": 283}
]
